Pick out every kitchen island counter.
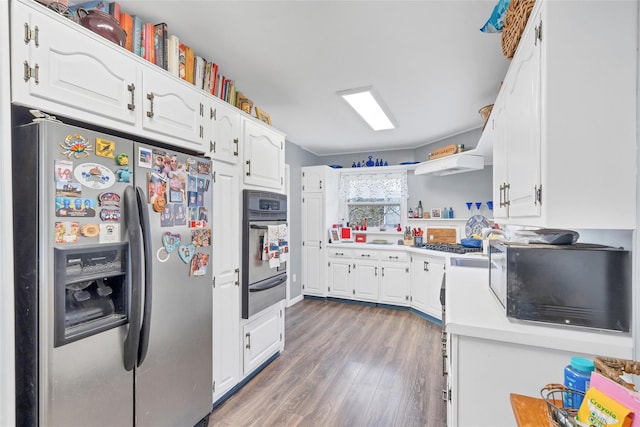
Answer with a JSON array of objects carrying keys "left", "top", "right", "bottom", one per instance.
[{"left": 445, "top": 258, "right": 632, "bottom": 358}]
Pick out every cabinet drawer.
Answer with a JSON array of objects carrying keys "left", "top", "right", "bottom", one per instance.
[
  {"left": 353, "top": 249, "right": 379, "bottom": 260},
  {"left": 328, "top": 249, "right": 352, "bottom": 259},
  {"left": 378, "top": 251, "right": 408, "bottom": 262}
]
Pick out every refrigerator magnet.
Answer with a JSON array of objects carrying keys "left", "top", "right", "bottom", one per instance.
[
  {"left": 95, "top": 138, "right": 115, "bottom": 159},
  {"left": 162, "top": 232, "right": 181, "bottom": 252},
  {"left": 191, "top": 229, "right": 211, "bottom": 247},
  {"left": 139, "top": 148, "right": 152, "bottom": 168},
  {"left": 54, "top": 221, "right": 80, "bottom": 243},
  {"left": 174, "top": 205, "right": 187, "bottom": 225},
  {"left": 115, "top": 168, "right": 132, "bottom": 183},
  {"left": 55, "top": 182, "right": 82, "bottom": 198},
  {"left": 80, "top": 223, "right": 100, "bottom": 238},
  {"left": 178, "top": 244, "right": 196, "bottom": 264},
  {"left": 54, "top": 159, "right": 73, "bottom": 182},
  {"left": 98, "top": 192, "right": 120, "bottom": 207},
  {"left": 189, "top": 252, "right": 209, "bottom": 277},
  {"left": 99, "top": 223, "right": 120, "bottom": 244},
  {"left": 59, "top": 134, "right": 93, "bottom": 159},
  {"left": 116, "top": 153, "right": 129, "bottom": 166},
  {"left": 74, "top": 163, "right": 115, "bottom": 189}
]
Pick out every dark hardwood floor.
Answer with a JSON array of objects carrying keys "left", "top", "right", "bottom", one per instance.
[{"left": 208, "top": 298, "right": 447, "bottom": 427}]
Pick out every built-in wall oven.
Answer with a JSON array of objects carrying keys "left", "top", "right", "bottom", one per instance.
[{"left": 242, "top": 190, "right": 287, "bottom": 319}]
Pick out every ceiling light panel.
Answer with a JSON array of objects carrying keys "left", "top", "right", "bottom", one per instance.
[{"left": 338, "top": 87, "right": 396, "bottom": 131}]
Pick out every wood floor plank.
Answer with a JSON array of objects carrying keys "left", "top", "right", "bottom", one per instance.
[{"left": 208, "top": 299, "right": 446, "bottom": 427}]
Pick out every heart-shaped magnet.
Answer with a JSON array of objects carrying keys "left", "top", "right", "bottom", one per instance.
[
  {"left": 162, "top": 232, "right": 181, "bottom": 253},
  {"left": 178, "top": 244, "right": 196, "bottom": 264}
]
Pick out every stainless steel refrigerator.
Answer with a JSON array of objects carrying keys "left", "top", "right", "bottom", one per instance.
[{"left": 13, "top": 119, "right": 213, "bottom": 426}]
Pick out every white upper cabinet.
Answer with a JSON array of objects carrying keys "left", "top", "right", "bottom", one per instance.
[
  {"left": 242, "top": 119, "right": 285, "bottom": 192},
  {"left": 209, "top": 100, "right": 241, "bottom": 164},
  {"left": 11, "top": 0, "right": 139, "bottom": 127},
  {"left": 140, "top": 67, "right": 206, "bottom": 150},
  {"left": 10, "top": 0, "right": 287, "bottom": 156},
  {"left": 490, "top": 0, "right": 637, "bottom": 229}
]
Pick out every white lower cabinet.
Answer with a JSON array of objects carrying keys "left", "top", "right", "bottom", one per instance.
[
  {"left": 327, "top": 249, "right": 353, "bottom": 298},
  {"left": 353, "top": 251, "right": 379, "bottom": 302},
  {"left": 378, "top": 252, "right": 410, "bottom": 306},
  {"left": 409, "top": 253, "right": 445, "bottom": 319},
  {"left": 323, "top": 246, "right": 446, "bottom": 315},
  {"left": 242, "top": 302, "right": 284, "bottom": 376},
  {"left": 447, "top": 334, "right": 597, "bottom": 427}
]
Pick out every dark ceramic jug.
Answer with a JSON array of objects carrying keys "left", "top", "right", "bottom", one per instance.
[{"left": 77, "top": 8, "right": 126, "bottom": 48}]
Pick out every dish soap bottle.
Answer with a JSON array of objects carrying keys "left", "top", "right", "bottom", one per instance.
[
  {"left": 417, "top": 201, "right": 423, "bottom": 218},
  {"left": 363, "top": 218, "right": 367, "bottom": 230}
]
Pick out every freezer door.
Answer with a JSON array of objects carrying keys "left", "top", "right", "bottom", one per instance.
[
  {"left": 133, "top": 144, "right": 213, "bottom": 426},
  {"left": 12, "top": 121, "right": 135, "bottom": 426}
]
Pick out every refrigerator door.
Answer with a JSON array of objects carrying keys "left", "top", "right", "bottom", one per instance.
[
  {"left": 133, "top": 144, "right": 213, "bottom": 426},
  {"left": 13, "top": 121, "right": 134, "bottom": 426}
]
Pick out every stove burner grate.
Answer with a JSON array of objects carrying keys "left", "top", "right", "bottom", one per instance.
[{"left": 419, "top": 243, "right": 482, "bottom": 254}]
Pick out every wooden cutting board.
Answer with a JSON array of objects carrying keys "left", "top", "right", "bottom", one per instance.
[{"left": 426, "top": 228, "right": 457, "bottom": 244}]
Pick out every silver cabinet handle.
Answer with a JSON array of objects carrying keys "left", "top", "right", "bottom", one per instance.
[
  {"left": 146, "top": 93, "right": 154, "bottom": 118},
  {"left": 233, "top": 138, "right": 239, "bottom": 156},
  {"left": 381, "top": 267, "right": 385, "bottom": 277},
  {"left": 389, "top": 255, "right": 399, "bottom": 259},
  {"left": 246, "top": 159, "right": 251, "bottom": 176},
  {"left": 361, "top": 254, "right": 370, "bottom": 257},
  {"left": 348, "top": 265, "right": 351, "bottom": 274},
  {"left": 335, "top": 252, "right": 344, "bottom": 256},
  {"left": 234, "top": 268, "right": 240, "bottom": 286},
  {"left": 424, "top": 261, "right": 429, "bottom": 272},
  {"left": 245, "top": 332, "right": 251, "bottom": 349},
  {"left": 127, "top": 83, "right": 135, "bottom": 111},
  {"left": 375, "top": 267, "right": 378, "bottom": 276}
]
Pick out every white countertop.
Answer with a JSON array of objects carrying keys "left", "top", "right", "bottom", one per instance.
[
  {"left": 445, "top": 259, "right": 633, "bottom": 358},
  {"left": 326, "top": 242, "right": 486, "bottom": 259}
]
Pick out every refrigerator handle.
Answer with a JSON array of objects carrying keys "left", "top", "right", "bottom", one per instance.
[
  {"left": 136, "top": 186, "right": 153, "bottom": 367},
  {"left": 123, "top": 186, "right": 142, "bottom": 371}
]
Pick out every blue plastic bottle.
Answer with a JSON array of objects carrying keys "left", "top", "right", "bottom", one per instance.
[{"left": 563, "top": 357, "right": 594, "bottom": 409}]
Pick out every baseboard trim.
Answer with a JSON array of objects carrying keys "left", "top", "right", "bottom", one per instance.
[
  {"left": 212, "top": 352, "right": 280, "bottom": 411},
  {"left": 287, "top": 294, "right": 304, "bottom": 307}
]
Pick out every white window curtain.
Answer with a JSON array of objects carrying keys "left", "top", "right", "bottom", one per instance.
[{"left": 339, "top": 171, "right": 409, "bottom": 200}]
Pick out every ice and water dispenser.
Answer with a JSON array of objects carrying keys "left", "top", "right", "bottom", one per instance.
[{"left": 54, "top": 243, "right": 129, "bottom": 347}]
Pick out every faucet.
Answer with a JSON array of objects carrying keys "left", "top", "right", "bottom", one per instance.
[{"left": 481, "top": 227, "right": 504, "bottom": 240}]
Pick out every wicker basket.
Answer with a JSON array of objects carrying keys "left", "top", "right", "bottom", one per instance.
[
  {"left": 501, "top": 0, "right": 536, "bottom": 59},
  {"left": 594, "top": 356, "right": 640, "bottom": 390},
  {"left": 540, "top": 384, "right": 585, "bottom": 427}
]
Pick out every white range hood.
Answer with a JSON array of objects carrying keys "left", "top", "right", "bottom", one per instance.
[
  {"left": 414, "top": 118, "right": 494, "bottom": 176},
  {"left": 414, "top": 153, "right": 484, "bottom": 176}
]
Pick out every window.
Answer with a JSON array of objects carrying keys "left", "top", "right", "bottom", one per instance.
[{"left": 339, "top": 171, "right": 408, "bottom": 228}]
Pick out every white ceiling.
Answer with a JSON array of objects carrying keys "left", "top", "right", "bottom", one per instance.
[{"left": 122, "top": 1, "right": 511, "bottom": 156}]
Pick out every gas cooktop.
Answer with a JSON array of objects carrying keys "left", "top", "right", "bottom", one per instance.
[{"left": 418, "top": 243, "right": 482, "bottom": 254}]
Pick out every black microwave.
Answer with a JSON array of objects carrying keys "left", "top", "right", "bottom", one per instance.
[{"left": 488, "top": 241, "right": 631, "bottom": 332}]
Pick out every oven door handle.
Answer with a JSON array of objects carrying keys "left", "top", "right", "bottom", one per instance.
[
  {"left": 249, "top": 275, "right": 288, "bottom": 292},
  {"left": 250, "top": 223, "right": 287, "bottom": 230}
]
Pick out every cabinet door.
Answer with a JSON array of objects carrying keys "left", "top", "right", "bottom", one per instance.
[
  {"left": 243, "top": 305, "right": 282, "bottom": 375},
  {"left": 141, "top": 67, "right": 206, "bottom": 151},
  {"left": 243, "top": 120, "right": 285, "bottom": 191},
  {"left": 504, "top": 10, "right": 542, "bottom": 218},
  {"left": 353, "top": 259, "right": 378, "bottom": 302},
  {"left": 211, "top": 161, "right": 240, "bottom": 402},
  {"left": 301, "top": 193, "right": 324, "bottom": 296},
  {"left": 491, "top": 103, "right": 509, "bottom": 220},
  {"left": 425, "top": 258, "right": 445, "bottom": 318},
  {"left": 327, "top": 258, "right": 353, "bottom": 298},
  {"left": 301, "top": 166, "right": 326, "bottom": 193},
  {"left": 410, "top": 255, "right": 430, "bottom": 313},
  {"left": 209, "top": 100, "right": 240, "bottom": 164},
  {"left": 379, "top": 262, "right": 410, "bottom": 306},
  {"left": 11, "top": 1, "right": 138, "bottom": 127}
]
